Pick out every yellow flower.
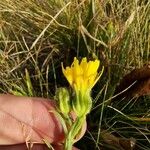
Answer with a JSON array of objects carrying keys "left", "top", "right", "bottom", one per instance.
[
  {"left": 62, "top": 57, "right": 103, "bottom": 93},
  {"left": 62, "top": 57, "right": 103, "bottom": 116}
]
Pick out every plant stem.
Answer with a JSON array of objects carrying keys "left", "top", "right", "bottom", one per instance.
[
  {"left": 64, "top": 116, "right": 85, "bottom": 150},
  {"left": 64, "top": 134, "right": 73, "bottom": 150}
]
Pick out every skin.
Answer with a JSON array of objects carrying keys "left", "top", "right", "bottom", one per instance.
[
  {"left": 0, "top": 143, "right": 79, "bottom": 150},
  {"left": 0, "top": 94, "right": 86, "bottom": 150}
]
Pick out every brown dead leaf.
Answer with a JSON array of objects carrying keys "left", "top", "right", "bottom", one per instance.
[
  {"left": 101, "top": 130, "right": 136, "bottom": 150},
  {"left": 114, "top": 63, "right": 150, "bottom": 100}
]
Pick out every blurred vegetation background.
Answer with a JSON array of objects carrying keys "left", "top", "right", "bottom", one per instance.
[{"left": 0, "top": 0, "right": 150, "bottom": 149}]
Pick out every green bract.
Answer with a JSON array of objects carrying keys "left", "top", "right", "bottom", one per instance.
[{"left": 56, "top": 88, "right": 71, "bottom": 116}]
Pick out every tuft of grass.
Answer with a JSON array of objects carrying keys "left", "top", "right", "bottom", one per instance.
[{"left": 0, "top": 0, "right": 150, "bottom": 149}]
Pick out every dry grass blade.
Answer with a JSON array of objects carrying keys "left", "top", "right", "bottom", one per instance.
[{"left": 30, "top": 2, "right": 71, "bottom": 50}]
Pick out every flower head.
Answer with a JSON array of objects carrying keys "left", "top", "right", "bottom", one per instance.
[
  {"left": 62, "top": 57, "right": 103, "bottom": 116},
  {"left": 62, "top": 57, "right": 102, "bottom": 93}
]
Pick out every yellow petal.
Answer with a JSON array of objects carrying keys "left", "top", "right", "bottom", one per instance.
[
  {"left": 80, "top": 57, "right": 88, "bottom": 72},
  {"left": 86, "top": 60, "right": 100, "bottom": 77},
  {"left": 72, "top": 58, "right": 83, "bottom": 76},
  {"left": 61, "top": 63, "right": 73, "bottom": 85}
]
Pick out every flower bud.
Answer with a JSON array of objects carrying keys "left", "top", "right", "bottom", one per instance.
[{"left": 55, "top": 88, "right": 71, "bottom": 115}]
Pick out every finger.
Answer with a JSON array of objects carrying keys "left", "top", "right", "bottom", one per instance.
[
  {"left": 0, "top": 143, "right": 80, "bottom": 150},
  {"left": 0, "top": 143, "right": 49, "bottom": 150},
  {"left": 0, "top": 94, "right": 64, "bottom": 144},
  {"left": 0, "top": 94, "right": 86, "bottom": 146}
]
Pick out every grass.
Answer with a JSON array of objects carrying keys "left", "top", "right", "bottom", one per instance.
[{"left": 0, "top": 0, "right": 150, "bottom": 149}]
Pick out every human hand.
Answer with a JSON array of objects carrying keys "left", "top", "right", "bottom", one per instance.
[{"left": 0, "top": 94, "right": 86, "bottom": 149}]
